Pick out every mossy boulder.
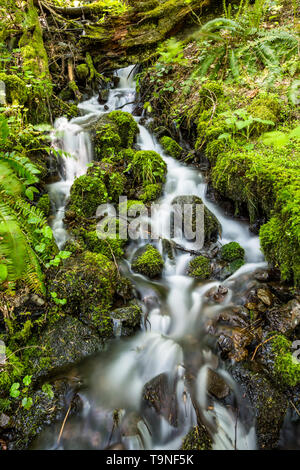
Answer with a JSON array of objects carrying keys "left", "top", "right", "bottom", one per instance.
[
  {"left": 0, "top": 73, "right": 28, "bottom": 105},
  {"left": 171, "top": 195, "right": 221, "bottom": 244},
  {"left": 139, "top": 183, "right": 162, "bottom": 202},
  {"left": 92, "top": 115, "right": 122, "bottom": 161},
  {"left": 108, "top": 111, "right": 139, "bottom": 148},
  {"left": 76, "top": 63, "right": 89, "bottom": 81},
  {"left": 187, "top": 255, "right": 211, "bottom": 280},
  {"left": 69, "top": 174, "right": 108, "bottom": 218},
  {"left": 111, "top": 302, "right": 142, "bottom": 336},
  {"left": 92, "top": 111, "right": 139, "bottom": 161},
  {"left": 48, "top": 251, "right": 118, "bottom": 334},
  {"left": 220, "top": 242, "right": 245, "bottom": 262},
  {"left": 160, "top": 136, "right": 183, "bottom": 159},
  {"left": 272, "top": 335, "right": 300, "bottom": 387},
  {"left": 132, "top": 244, "right": 164, "bottom": 278},
  {"left": 84, "top": 230, "right": 125, "bottom": 260},
  {"left": 129, "top": 150, "right": 167, "bottom": 185}
]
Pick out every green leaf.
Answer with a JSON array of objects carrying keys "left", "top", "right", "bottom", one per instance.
[
  {"left": 10, "top": 383, "right": 20, "bottom": 398},
  {"left": 23, "top": 375, "right": 32, "bottom": 386},
  {"left": 22, "top": 397, "right": 33, "bottom": 410},
  {"left": 0, "top": 264, "right": 8, "bottom": 282}
]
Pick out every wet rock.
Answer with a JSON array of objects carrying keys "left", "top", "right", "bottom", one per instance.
[
  {"left": 216, "top": 327, "right": 252, "bottom": 362},
  {"left": 205, "top": 285, "right": 228, "bottom": 303},
  {"left": 48, "top": 251, "right": 118, "bottom": 334},
  {"left": 266, "top": 298, "right": 300, "bottom": 336},
  {"left": 98, "top": 88, "right": 109, "bottom": 104},
  {"left": 0, "top": 413, "right": 10, "bottom": 429},
  {"left": 207, "top": 369, "right": 230, "bottom": 399},
  {"left": 111, "top": 303, "right": 142, "bottom": 337},
  {"left": 171, "top": 195, "right": 221, "bottom": 244},
  {"left": 12, "top": 381, "right": 75, "bottom": 450},
  {"left": 31, "top": 294, "right": 45, "bottom": 307},
  {"left": 181, "top": 425, "right": 212, "bottom": 450},
  {"left": 231, "top": 362, "right": 288, "bottom": 449},
  {"left": 143, "top": 373, "right": 178, "bottom": 427},
  {"left": 257, "top": 288, "right": 273, "bottom": 306},
  {"left": 132, "top": 244, "right": 164, "bottom": 279},
  {"left": 33, "top": 315, "right": 103, "bottom": 378}
]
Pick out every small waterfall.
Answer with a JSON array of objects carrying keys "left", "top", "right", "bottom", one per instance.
[{"left": 42, "top": 65, "right": 265, "bottom": 450}]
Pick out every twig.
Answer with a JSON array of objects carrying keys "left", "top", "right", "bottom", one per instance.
[
  {"left": 57, "top": 402, "right": 72, "bottom": 446},
  {"left": 289, "top": 400, "right": 300, "bottom": 418},
  {"left": 251, "top": 335, "right": 276, "bottom": 361}
]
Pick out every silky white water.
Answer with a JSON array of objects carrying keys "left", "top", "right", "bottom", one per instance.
[{"left": 44, "top": 65, "right": 267, "bottom": 450}]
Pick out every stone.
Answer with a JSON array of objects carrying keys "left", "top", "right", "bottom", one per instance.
[{"left": 207, "top": 368, "right": 230, "bottom": 399}]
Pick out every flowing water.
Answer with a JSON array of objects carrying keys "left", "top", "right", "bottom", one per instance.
[{"left": 44, "top": 66, "right": 267, "bottom": 450}]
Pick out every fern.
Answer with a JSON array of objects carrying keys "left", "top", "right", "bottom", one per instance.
[{"left": 0, "top": 151, "right": 53, "bottom": 294}]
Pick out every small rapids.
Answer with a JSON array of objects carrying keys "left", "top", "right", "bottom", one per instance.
[{"left": 42, "top": 66, "right": 267, "bottom": 450}]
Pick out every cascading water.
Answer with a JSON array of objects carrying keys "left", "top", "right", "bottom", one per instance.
[{"left": 43, "top": 65, "right": 267, "bottom": 450}]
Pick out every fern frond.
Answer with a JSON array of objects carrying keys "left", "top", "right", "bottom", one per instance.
[
  {"left": 229, "top": 50, "right": 240, "bottom": 81},
  {"left": 0, "top": 152, "right": 40, "bottom": 185}
]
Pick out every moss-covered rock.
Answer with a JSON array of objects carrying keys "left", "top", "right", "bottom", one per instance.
[
  {"left": 272, "top": 335, "right": 300, "bottom": 387},
  {"left": 160, "top": 136, "right": 183, "bottom": 159},
  {"left": 139, "top": 183, "right": 162, "bottom": 202},
  {"left": 171, "top": 195, "right": 221, "bottom": 244},
  {"left": 132, "top": 244, "right": 164, "bottom": 278},
  {"left": 76, "top": 63, "right": 89, "bottom": 81},
  {"left": 92, "top": 115, "right": 122, "bottom": 161},
  {"left": 187, "top": 255, "right": 211, "bottom": 280},
  {"left": 48, "top": 251, "right": 118, "bottom": 334},
  {"left": 69, "top": 174, "right": 108, "bottom": 218},
  {"left": 220, "top": 242, "right": 245, "bottom": 262},
  {"left": 111, "top": 302, "right": 142, "bottom": 336},
  {"left": 84, "top": 230, "right": 125, "bottom": 260},
  {"left": 181, "top": 425, "right": 212, "bottom": 450},
  {"left": 0, "top": 73, "right": 28, "bottom": 105},
  {"left": 129, "top": 150, "right": 167, "bottom": 185},
  {"left": 108, "top": 111, "right": 139, "bottom": 148}
]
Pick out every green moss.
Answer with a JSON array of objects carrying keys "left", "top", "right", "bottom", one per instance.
[
  {"left": 36, "top": 194, "right": 51, "bottom": 217},
  {"left": 181, "top": 425, "right": 212, "bottom": 450},
  {"left": 108, "top": 172, "right": 126, "bottom": 202},
  {"left": 76, "top": 63, "right": 89, "bottom": 81},
  {"left": 187, "top": 255, "right": 211, "bottom": 280},
  {"left": 139, "top": 183, "right": 162, "bottom": 202},
  {"left": 0, "top": 73, "right": 28, "bottom": 105},
  {"left": 84, "top": 230, "right": 125, "bottom": 259},
  {"left": 130, "top": 150, "right": 167, "bottom": 185},
  {"left": 221, "top": 242, "right": 245, "bottom": 262},
  {"left": 132, "top": 244, "right": 164, "bottom": 278},
  {"left": 160, "top": 136, "right": 183, "bottom": 159},
  {"left": 272, "top": 335, "right": 300, "bottom": 387},
  {"left": 49, "top": 251, "right": 118, "bottom": 330},
  {"left": 108, "top": 111, "right": 139, "bottom": 148},
  {"left": 229, "top": 258, "right": 245, "bottom": 273},
  {"left": 69, "top": 174, "right": 108, "bottom": 218},
  {"left": 93, "top": 116, "right": 122, "bottom": 160},
  {"left": 211, "top": 140, "right": 300, "bottom": 284}
]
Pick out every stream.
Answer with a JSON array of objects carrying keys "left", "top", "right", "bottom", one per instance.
[{"left": 44, "top": 66, "right": 267, "bottom": 450}]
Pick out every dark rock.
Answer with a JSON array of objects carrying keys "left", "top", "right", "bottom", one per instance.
[
  {"left": 266, "top": 298, "right": 300, "bottom": 336},
  {"left": 143, "top": 373, "right": 178, "bottom": 427},
  {"left": 111, "top": 303, "right": 142, "bottom": 337},
  {"left": 33, "top": 315, "right": 103, "bottom": 378},
  {"left": 231, "top": 362, "right": 288, "bottom": 449},
  {"left": 207, "top": 369, "right": 230, "bottom": 399},
  {"left": 98, "top": 89, "right": 109, "bottom": 104}
]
